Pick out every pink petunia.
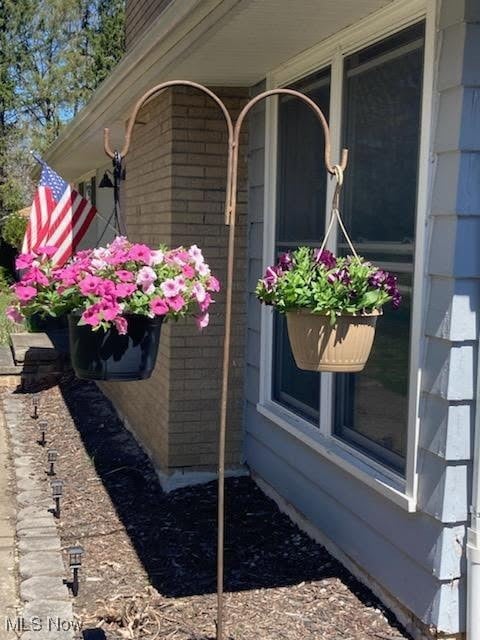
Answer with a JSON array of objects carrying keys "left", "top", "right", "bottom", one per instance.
[
  {"left": 207, "top": 276, "right": 220, "bottom": 292},
  {"left": 182, "top": 264, "right": 196, "bottom": 278},
  {"left": 100, "top": 298, "right": 120, "bottom": 321},
  {"left": 197, "top": 262, "right": 210, "bottom": 277},
  {"left": 129, "top": 244, "right": 152, "bottom": 263},
  {"left": 82, "top": 304, "right": 102, "bottom": 326},
  {"left": 150, "top": 298, "right": 169, "bottom": 316},
  {"left": 174, "top": 275, "right": 186, "bottom": 291},
  {"left": 107, "top": 250, "right": 129, "bottom": 266},
  {"left": 100, "top": 280, "right": 116, "bottom": 297},
  {"left": 37, "top": 246, "right": 58, "bottom": 258},
  {"left": 114, "top": 316, "right": 128, "bottom": 335},
  {"left": 172, "top": 250, "right": 190, "bottom": 267},
  {"left": 115, "top": 270, "right": 134, "bottom": 283},
  {"left": 79, "top": 275, "right": 104, "bottom": 296},
  {"left": 91, "top": 258, "right": 108, "bottom": 270},
  {"left": 15, "top": 253, "right": 36, "bottom": 270},
  {"left": 189, "top": 244, "right": 204, "bottom": 265},
  {"left": 22, "top": 267, "right": 49, "bottom": 287},
  {"left": 195, "top": 312, "right": 209, "bottom": 330},
  {"left": 167, "top": 295, "right": 185, "bottom": 312},
  {"left": 192, "top": 282, "right": 206, "bottom": 303},
  {"left": 199, "top": 293, "right": 213, "bottom": 312},
  {"left": 136, "top": 266, "right": 157, "bottom": 294},
  {"left": 149, "top": 250, "right": 164, "bottom": 266},
  {"left": 6, "top": 306, "right": 23, "bottom": 323},
  {"left": 109, "top": 236, "right": 129, "bottom": 251},
  {"left": 58, "top": 266, "right": 80, "bottom": 286},
  {"left": 161, "top": 278, "right": 180, "bottom": 298},
  {"left": 14, "top": 284, "right": 37, "bottom": 302},
  {"left": 115, "top": 283, "right": 136, "bottom": 298}
]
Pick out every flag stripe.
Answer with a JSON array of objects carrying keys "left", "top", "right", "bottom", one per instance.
[
  {"left": 47, "top": 191, "right": 82, "bottom": 246},
  {"left": 53, "top": 203, "right": 90, "bottom": 263},
  {"left": 22, "top": 161, "right": 97, "bottom": 268},
  {"left": 35, "top": 189, "right": 57, "bottom": 248},
  {"left": 53, "top": 202, "right": 95, "bottom": 266},
  {"left": 51, "top": 199, "right": 87, "bottom": 257}
]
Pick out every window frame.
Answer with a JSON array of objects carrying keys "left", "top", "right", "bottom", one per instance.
[{"left": 257, "top": 0, "right": 437, "bottom": 511}]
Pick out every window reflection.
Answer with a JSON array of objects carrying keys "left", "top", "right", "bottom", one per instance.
[
  {"left": 272, "top": 69, "right": 331, "bottom": 421},
  {"left": 334, "top": 23, "right": 424, "bottom": 472}
]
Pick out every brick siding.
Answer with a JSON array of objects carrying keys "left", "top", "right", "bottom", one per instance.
[{"left": 100, "top": 86, "right": 249, "bottom": 475}]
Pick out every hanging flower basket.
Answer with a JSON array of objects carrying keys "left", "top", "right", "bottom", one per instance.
[
  {"left": 256, "top": 164, "right": 402, "bottom": 373},
  {"left": 7, "top": 238, "right": 220, "bottom": 382},
  {"left": 286, "top": 309, "right": 381, "bottom": 372},
  {"left": 68, "top": 313, "right": 162, "bottom": 381},
  {"left": 256, "top": 247, "right": 401, "bottom": 373}
]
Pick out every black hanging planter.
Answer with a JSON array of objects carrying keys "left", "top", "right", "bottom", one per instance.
[{"left": 68, "top": 314, "right": 163, "bottom": 381}]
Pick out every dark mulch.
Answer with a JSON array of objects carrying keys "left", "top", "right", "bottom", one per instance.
[{"left": 7, "top": 375, "right": 411, "bottom": 640}]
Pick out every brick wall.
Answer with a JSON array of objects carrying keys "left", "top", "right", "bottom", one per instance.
[
  {"left": 125, "top": 0, "right": 174, "bottom": 51},
  {"left": 168, "top": 86, "right": 248, "bottom": 470},
  {"left": 100, "top": 89, "right": 173, "bottom": 470},
  {"left": 100, "top": 86, "right": 249, "bottom": 475}
]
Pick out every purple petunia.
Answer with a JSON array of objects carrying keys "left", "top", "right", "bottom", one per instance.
[
  {"left": 277, "top": 252, "right": 293, "bottom": 271},
  {"left": 262, "top": 266, "right": 279, "bottom": 292},
  {"left": 369, "top": 269, "right": 402, "bottom": 309},
  {"left": 327, "top": 267, "right": 351, "bottom": 286},
  {"left": 314, "top": 248, "right": 336, "bottom": 269}
]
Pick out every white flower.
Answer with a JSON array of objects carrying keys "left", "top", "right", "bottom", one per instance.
[{"left": 149, "top": 250, "right": 164, "bottom": 266}]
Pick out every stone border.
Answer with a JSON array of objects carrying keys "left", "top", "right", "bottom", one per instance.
[
  {"left": 1, "top": 394, "right": 76, "bottom": 640},
  {"left": 0, "top": 398, "right": 18, "bottom": 640}
]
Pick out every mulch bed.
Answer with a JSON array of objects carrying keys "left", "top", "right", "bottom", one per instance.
[{"left": 6, "top": 375, "right": 412, "bottom": 640}]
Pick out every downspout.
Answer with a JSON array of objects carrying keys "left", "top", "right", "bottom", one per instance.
[{"left": 466, "top": 339, "right": 480, "bottom": 639}]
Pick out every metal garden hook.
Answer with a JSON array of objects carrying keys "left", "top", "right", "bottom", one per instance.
[{"left": 103, "top": 80, "right": 347, "bottom": 640}]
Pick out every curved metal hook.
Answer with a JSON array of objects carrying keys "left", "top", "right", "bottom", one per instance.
[
  {"left": 104, "top": 80, "right": 236, "bottom": 223},
  {"left": 228, "top": 88, "right": 348, "bottom": 224},
  {"left": 104, "top": 80, "right": 234, "bottom": 159},
  {"left": 234, "top": 88, "right": 347, "bottom": 173}
]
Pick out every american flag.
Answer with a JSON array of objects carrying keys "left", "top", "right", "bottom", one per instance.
[{"left": 22, "top": 160, "right": 97, "bottom": 266}]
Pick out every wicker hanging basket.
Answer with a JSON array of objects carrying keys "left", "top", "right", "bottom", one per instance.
[{"left": 286, "top": 309, "right": 380, "bottom": 372}]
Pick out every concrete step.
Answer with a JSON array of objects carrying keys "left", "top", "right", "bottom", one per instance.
[{"left": 10, "top": 334, "right": 61, "bottom": 365}]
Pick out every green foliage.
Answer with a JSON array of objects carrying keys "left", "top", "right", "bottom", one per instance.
[
  {"left": 0, "top": 266, "right": 12, "bottom": 291},
  {"left": 0, "top": 0, "right": 125, "bottom": 211},
  {"left": 256, "top": 247, "right": 400, "bottom": 324},
  {"left": 1, "top": 211, "right": 28, "bottom": 250},
  {"left": 0, "top": 289, "right": 18, "bottom": 344}
]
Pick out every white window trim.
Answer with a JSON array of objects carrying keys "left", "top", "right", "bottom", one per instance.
[{"left": 257, "top": 0, "right": 437, "bottom": 512}]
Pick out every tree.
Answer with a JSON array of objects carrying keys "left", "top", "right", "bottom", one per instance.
[
  {"left": 0, "top": 2, "right": 24, "bottom": 217},
  {"left": 0, "top": 0, "right": 125, "bottom": 218},
  {"left": 9, "top": 0, "right": 125, "bottom": 148}
]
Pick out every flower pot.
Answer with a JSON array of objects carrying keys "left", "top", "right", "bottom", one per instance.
[
  {"left": 26, "top": 313, "right": 68, "bottom": 333},
  {"left": 286, "top": 309, "right": 380, "bottom": 372},
  {"left": 68, "top": 314, "right": 163, "bottom": 381}
]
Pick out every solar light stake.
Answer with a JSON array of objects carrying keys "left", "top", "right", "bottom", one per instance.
[
  {"left": 38, "top": 420, "right": 48, "bottom": 447},
  {"left": 46, "top": 449, "right": 58, "bottom": 476},
  {"left": 67, "top": 546, "right": 84, "bottom": 597},
  {"left": 51, "top": 479, "right": 63, "bottom": 519},
  {"left": 31, "top": 394, "right": 40, "bottom": 420}
]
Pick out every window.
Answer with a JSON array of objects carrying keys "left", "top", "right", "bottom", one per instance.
[
  {"left": 78, "top": 177, "right": 96, "bottom": 206},
  {"left": 271, "top": 23, "right": 425, "bottom": 475},
  {"left": 273, "top": 68, "right": 331, "bottom": 421}
]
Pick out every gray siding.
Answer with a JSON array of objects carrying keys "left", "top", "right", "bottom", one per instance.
[{"left": 243, "top": 2, "right": 480, "bottom": 635}]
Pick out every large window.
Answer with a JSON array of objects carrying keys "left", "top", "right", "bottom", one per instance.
[
  {"left": 272, "top": 23, "right": 424, "bottom": 474},
  {"left": 273, "top": 69, "right": 331, "bottom": 421}
]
